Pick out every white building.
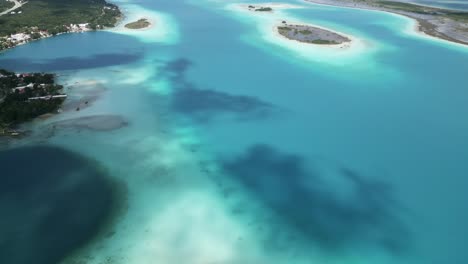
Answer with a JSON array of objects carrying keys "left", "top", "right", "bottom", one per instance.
[{"left": 9, "top": 33, "right": 30, "bottom": 43}]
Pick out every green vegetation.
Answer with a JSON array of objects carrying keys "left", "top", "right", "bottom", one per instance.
[
  {"left": 445, "top": 12, "right": 468, "bottom": 23},
  {"left": 299, "top": 29, "right": 312, "bottom": 35},
  {"left": 277, "top": 24, "right": 349, "bottom": 45},
  {"left": 310, "top": 39, "right": 338, "bottom": 44},
  {"left": 0, "top": 0, "right": 14, "bottom": 13},
  {"left": 377, "top": 0, "right": 433, "bottom": 14},
  {"left": 0, "top": 0, "right": 121, "bottom": 36},
  {"left": 376, "top": 0, "right": 468, "bottom": 22},
  {"left": 124, "top": 18, "right": 150, "bottom": 29},
  {"left": 255, "top": 7, "right": 272, "bottom": 12},
  {"left": 0, "top": 69, "right": 65, "bottom": 135}
]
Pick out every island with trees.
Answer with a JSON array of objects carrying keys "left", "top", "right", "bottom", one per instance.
[
  {"left": 278, "top": 22, "right": 351, "bottom": 45},
  {"left": 0, "top": 69, "right": 66, "bottom": 137},
  {"left": 305, "top": 0, "right": 468, "bottom": 45},
  {"left": 124, "top": 18, "right": 151, "bottom": 30},
  {"left": 247, "top": 5, "right": 273, "bottom": 12},
  {"left": 0, "top": 0, "right": 122, "bottom": 51}
]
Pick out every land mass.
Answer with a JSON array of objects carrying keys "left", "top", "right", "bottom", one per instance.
[
  {"left": 247, "top": 5, "right": 273, "bottom": 12},
  {"left": 0, "top": 0, "right": 122, "bottom": 51},
  {"left": 124, "top": 18, "right": 151, "bottom": 29},
  {"left": 0, "top": 0, "right": 15, "bottom": 14},
  {"left": 0, "top": 69, "right": 66, "bottom": 137},
  {"left": 304, "top": 0, "right": 468, "bottom": 45},
  {"left": 278, "top": 23, "right": 350, "bottom": 44}
]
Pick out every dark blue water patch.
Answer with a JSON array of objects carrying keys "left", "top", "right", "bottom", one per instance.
[
  {"left": 221, "top": 144, "right": 410, "bottom": 255},
  {"left": 0, "top": 145, "right": 119, "bottom": 264},
  {"left": 157, "top": 58, "right": 280, "bottom": 123},
  {"left": 0, "top": 53, "right": 142, "bottom": 72},
  {"left": 0, "top": 31, "right": 146, "bottom": 72},
  {"left": 172, "top": 87, "right": 276, "bottom": 123}
]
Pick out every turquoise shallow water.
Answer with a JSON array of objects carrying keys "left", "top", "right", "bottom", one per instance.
[{"left": 1, "top": 0, "right": 468, "bottom": 263}]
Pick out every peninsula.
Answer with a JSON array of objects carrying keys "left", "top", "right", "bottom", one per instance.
[
  {"left": 0, "top": 69, "right": 66, "bottom": 137},
  {"left": 0, "top": 0, "right": 122, "bottom": 51},
  {"left": 278, "top": 23, "right": 350, "bottom": 44},
  {"left": 304, "top": 0, "right": 468, "bottom": 45}
]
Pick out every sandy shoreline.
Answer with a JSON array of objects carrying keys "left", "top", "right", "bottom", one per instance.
[
  {"left": 304, "top": 0, "right": 468, "bottom": 46},
  {"left": 234, "top": 3, "right": 356, "bottom": 49}
]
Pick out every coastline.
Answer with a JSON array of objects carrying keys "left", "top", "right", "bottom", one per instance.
[
  {"left": 304, "top": 0, "right": 468, "bottom": 46},
  {"left": 0, "top": 1, "right": 123, "bottom": 53}
]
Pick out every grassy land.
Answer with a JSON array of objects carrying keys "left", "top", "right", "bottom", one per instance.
[
  {"left": 330, "top": 0, "right": 468, "bottom": 23},
  {"left": 445, "top": 12, "right": 468, "bottom": 23},
  {"left": 0, "top": 0, "right": 121, "bottom": 36},
  {"left": 124, "top": 18, "right": 150, "bottom": 29},
  {"left": 377, "top": 0, "right": 435, "bottom": 13},
  {"left": 255, "top": 7, "right": 273, "bottom": 12},
  {"left": 0, "top": 0, "right": 14, "bottom": 13},
  {"left": 310, "top": 39, "right": 338, "bottom": 44},
  {"left": 373, "top": 0, "right": 468, "bottom": 23}
]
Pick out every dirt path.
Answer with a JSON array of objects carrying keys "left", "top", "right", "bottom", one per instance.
[{"left": 0, "top": 0, "right": 27, "bottom": 17}]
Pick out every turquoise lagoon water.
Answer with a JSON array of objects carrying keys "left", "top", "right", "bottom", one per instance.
[{"left": 1, "top": 0, "right": 468, "bottom": 263}]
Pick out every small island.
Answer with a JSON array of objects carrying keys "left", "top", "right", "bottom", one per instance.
[
  {"left": 247, "top": 5, "right": 273, "bottom": 12},
  {"left": 124, "top": 18, "right": 151, "bottom": 29},
  {"left": 0, "top": 69, "right": 67, "bottom": 137},
  {"left": 278, "top": 23, "right": 350, "bottom": 44}
]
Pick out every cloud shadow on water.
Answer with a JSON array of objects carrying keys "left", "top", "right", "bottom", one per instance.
[
  {"left": 0, "top": 145, "right": 122, "bottom": 264},
  {"left": 221, "top": 144, "right": 410, "bottom": 255},
  {"left": 158, "top": 58, "right": 279, "bottom": 123}
]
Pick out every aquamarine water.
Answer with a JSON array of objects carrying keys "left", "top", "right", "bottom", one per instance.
[{"left": 1, "top": 0, "right": 468, "bottom": 263}]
